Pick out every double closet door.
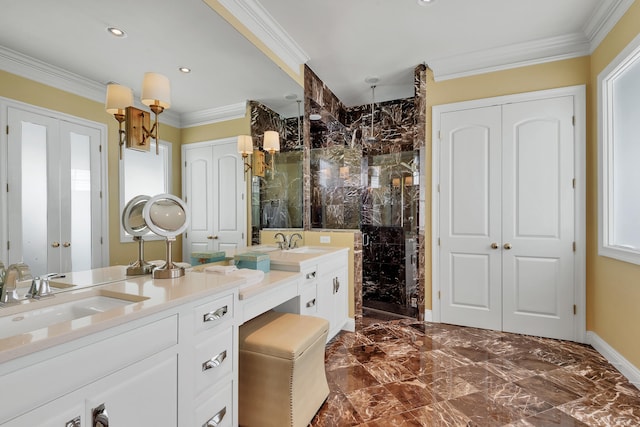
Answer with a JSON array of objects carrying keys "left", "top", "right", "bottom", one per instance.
[
  {"left": 182, "top": 138, "right": 246, "bottom": 260},
  {"left": 6, "top": 107, "right": 104, "bottom": 277},
  {"left": 437, "top": 94, "right": 577, "bottom": 341}
]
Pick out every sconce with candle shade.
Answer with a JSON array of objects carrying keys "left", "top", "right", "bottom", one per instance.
[
  {"left": 238, "top": 135, "right": 253, "bottom": 173},
  {"left": 105, "top": 72, "right": 171, "bottom": 159},
  {"left": 143, "top": 193, "right": 190, "bottom": 279},
  {"left": 263, "top": 130, "right": 280, "bottom": 170}
]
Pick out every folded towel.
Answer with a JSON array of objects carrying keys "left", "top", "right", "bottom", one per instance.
[
  {"left": 204, "top": 265, "right": 238, "bottom": 275},
  {"left": 232, "top": 268, "right": 265, "bottom": 288}
]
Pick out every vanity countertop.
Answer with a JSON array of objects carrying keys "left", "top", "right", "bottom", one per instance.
[
  {"left": 0, "top": 267, "right": 300, "bottom": 364},
  {"left": 0, "top": 246, "right": 348, "bottom": 364}
]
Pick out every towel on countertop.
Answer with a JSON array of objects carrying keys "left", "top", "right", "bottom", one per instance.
[
  {"left": 205, "top": 265, "right": 265, "bottom": 288},
  {"left": 204, "top": 265, "right": 238, "bottom": 275}
]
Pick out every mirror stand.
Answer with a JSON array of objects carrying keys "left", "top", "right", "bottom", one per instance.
[
  {"left": 127, "top": 236, "right": 155, "bottom": 275},
  {"left": 153, "top": 237, "right": 184, "bottom": 279}
]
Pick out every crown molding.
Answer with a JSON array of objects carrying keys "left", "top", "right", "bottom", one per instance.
[
  {"left": 217, "top": 0, "right": 309, "bottom": 73},
  {"left": 181, "top": 101, "right": 247, "bottom": 128},
  {"left": 430, "top": 33, "right": 591, "bottom": 81},
  {"left": 583, "top": 0, "right": 635, "bottom": 52},
  {"left": 0, "top": 45, "right": 182, "bottom": 128}
]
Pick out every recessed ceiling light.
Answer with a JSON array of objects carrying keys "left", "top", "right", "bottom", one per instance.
[
  {"left": 107, "top": 27, "right": 127, "bottom": 37},
  {"left": 178, "top": 67, "right": 191, "bottom": 73},
  {"left": 364, "top": 76, "right": 380, "bottom": 85},
  {"left": 417, "top": 0, "right": 435, "bottom": 5}
]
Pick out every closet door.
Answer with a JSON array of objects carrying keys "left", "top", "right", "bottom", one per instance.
[
  {"left": 7, "top": 108, "right": 103, "bottom": 276},
  {"left": 182, "top": 139, "right": 246, "bottom": 260},
  {"left": 439, "top": 106, "right": 503, "bottom": 330},
  {"left": 501, "top": 96, "right": 575, "bottom": 340},
  {"left": 437, "top": 96, "right": 577, "bottom": 341}
]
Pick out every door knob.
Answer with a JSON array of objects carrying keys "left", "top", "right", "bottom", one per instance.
[
  {"left": 490, "top": 243, "right": 499, "bottom": 249},
  {"left": 63, "top": 242, "right": 71, "bottom": 247},
  {"left": 504, "top": 243, "right": 512, "bottom": 250},
  {"left": 207, "top": 235, "right": 219, "bottom": 240},
  {"left": 51, "top": 241, "right": 60, "bottom": 248}
]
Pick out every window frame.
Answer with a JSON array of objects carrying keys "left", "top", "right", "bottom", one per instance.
[
  {"left": 119, "top": 139, "right": 172, "bottom": 243},
  {"left": 598, "top": 32, "right": 640, "bottom": 265}
]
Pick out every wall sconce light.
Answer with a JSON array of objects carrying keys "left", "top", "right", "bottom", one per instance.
[
  {"left": 237, "top": 135, "right": 254, "bottom": 173},
  {"left": 105, "top": 72, "right": 171, "bottom": 159},
  {"left": 263, "top": 130, "right": 280, "bottom": 170}
]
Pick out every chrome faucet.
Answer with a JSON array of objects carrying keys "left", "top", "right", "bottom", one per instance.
[
  {"left": 274, "top": 232, "right": 289, "bottom": 250},
  {"left": 289, "top": 233, "right": 303, "bottom": 249},
  {"left": 27, "top": 273, "right": 58, "bottom": 299},
  {"left": 1, "top": 263, "right": 32, "bottom": 305}
]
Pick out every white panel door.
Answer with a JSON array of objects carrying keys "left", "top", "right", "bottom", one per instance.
[
  {"left": 501, "top": 96, "right": 575, "bottom": 340},
  {"left": 183, "top": 139, "right": 246, "bottom": 261},
  {"left": 7, "top": 108, "right": 103, "bottom": 276},
  {"left": 438, "top": 95, "right": 576, "bottom": 341},
  {"left": 184, "top": 145, "right": 214, "bottom": 255},
  {"left": 439, "top": 106, "right": 502, "bottom": 330}
]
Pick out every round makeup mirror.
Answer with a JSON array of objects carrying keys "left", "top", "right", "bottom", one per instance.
[
  {"left": 143, "top": 193, "right": 190, "bottom": 279},
  {"left": 122, "top": 195, "right": 155, "bottom": 275}
]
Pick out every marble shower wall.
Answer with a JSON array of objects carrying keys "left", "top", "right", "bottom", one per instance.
[
  {"left": 249, "top": 101, "right": 303, "bottom": 245},
  {"left": 304, "top": 64, "right": 427, "bottom": 320}
]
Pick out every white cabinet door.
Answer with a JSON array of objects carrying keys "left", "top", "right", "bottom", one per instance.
[
  {"left": 438, "top": 96, "right": 577, "bottom": 341},
  {"left": 183, "top": 138, "right": 246, "bottom": 261},
  {"left": 1, "top": 398, "right": 83, "bottom": 427},
  {"left": 85, "top": 352, "right": 178, "bottom": 427}
]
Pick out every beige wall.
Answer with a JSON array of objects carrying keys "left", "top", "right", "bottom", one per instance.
[
  {"left": 587, "top": 0, "right": 640, "bottom": 369},
  {"left": 0, "top": 71, "right": 183, "bottom": 266}
]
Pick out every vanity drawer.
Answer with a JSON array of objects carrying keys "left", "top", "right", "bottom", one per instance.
[
  {"left": 196, "top": 381, "right": 234, "bottom": 427},
  {"left": 299, "top": 283, "right": 317, "bottom": 315},
  {"left": 302, "top": 265, "right": 318, "bottom": 283},
  {"left": 194, "top": 326, "right": 233, "bottom": 394},
  {"left": 194, "top": 293, "right": 234, "bottom": 334}
]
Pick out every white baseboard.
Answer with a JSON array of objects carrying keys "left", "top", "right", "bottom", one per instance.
[
  {"left": 343, "top": 317, "right": 355, "bottom": 332},
  {"left": 423, "top": 309, "right": 433, "bottom": 322},
  {"left": 587, "top": 331, "right": 640, "bottom": 390}
]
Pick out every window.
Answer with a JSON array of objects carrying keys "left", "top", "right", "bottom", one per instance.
[
  {"left": 119, "top": 140, "right": 172, "bottom": 242},
  {"left": 599, "top": 33, "right": 640, "bottom": 264}
]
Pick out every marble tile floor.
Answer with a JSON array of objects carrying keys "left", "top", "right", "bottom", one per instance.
[{"left": 311, "top": 316, "right": 640, "bottom": 427}]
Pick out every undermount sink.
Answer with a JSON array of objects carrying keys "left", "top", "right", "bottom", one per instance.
[
  {"left": 250, "top": 246, "right": 280, "bottom": 252},
  {"left": 0, "top": 293, "right": 145, "bottom": 340},
  {"left": 287, "top": 247, "right": 328, "bottom": 254}
]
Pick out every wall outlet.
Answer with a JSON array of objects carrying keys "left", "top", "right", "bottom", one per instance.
[
  {"left": 320, "top": 235, "right": 331, "bottom": 244},
  {"left": 411, "top": 297, "right": 418, "bottom": 308}
]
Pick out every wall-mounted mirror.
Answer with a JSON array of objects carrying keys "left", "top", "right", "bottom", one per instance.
[
  {"left": 143, "top": 194, "right": 190, "bottom": 279},
  {"left": 121, "top": 195, "right": 155, "bottom": 275}
]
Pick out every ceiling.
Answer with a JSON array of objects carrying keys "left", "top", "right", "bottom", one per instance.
[{"left": 0, "top": 0, "right": 631, "bottom": 126}]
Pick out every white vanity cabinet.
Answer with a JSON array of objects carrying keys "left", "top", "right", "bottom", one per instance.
[
  {"left": 0, "top": 286, "right": 239, "bottom": 427},
  {"left": 0, "top": 313, "right": 180, "bottom": 426},
  {"left": 273, "top": 249, "right": 349, "bottom": 342}
]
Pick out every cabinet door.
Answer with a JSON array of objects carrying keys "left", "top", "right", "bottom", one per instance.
[
  {"left": 85, "top": 352, "right": 178, "bottom": 427},
  {"left": 1, "top": 397, "right": 83, "bottom": 427}
]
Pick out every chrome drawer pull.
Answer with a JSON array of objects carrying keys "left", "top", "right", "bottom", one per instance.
[
  {"left": 202, "top": 350, "right": 227, "bottom": 371},
  {"left": 92, "top": 403, "right": 109, "bottom": 427},
  {"left": 306, "top": 298, "right": 316, "bottom": 308},
  {"left": 203, "top": 305, "right": 228, "bottom": 322},
  {"left": 65, "top": 416, "right": 81, "bottom": 427},
  {"left": 203, "top": 406, "right": 226, "bottom": 427},
  {"left": 306, "top": 271, "right": 317, "bottom": 280}
]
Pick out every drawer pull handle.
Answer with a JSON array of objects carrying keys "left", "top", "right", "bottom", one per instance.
[
  {"left": 306, "top": 271, "right": 317, "bottom": 280},
  {"left": 333, "top": 277, "right": 340, "bottom": 294},
  {"left": 203, "top": 350, "right": 227, "bottom": 371},
  {"left": 306, "top": 298, "right": 316, "bottom": 308},
  {"left": 92, "top": 403, "right": 109, "bottom": 427},
  {"left": 65, "top": 416, "right": 81, "bottom": 427},
  {"left": 203, "top": 306, "right": 228, "bottom": 322},
  {"left": 203, "top": 406, "right": 226, "bottom": 427}
]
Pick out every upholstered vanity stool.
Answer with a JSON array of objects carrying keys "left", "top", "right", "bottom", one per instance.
[{"left": 238, "top": 310, "right": 330, "bottom": 427}]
